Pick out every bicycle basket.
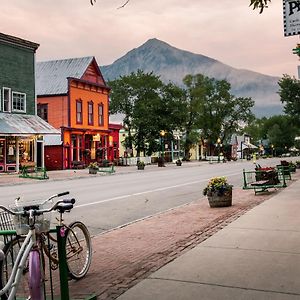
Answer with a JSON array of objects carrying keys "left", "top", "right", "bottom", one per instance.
[
  {"left": 0, "top": 211, "right": 15, "bottom": 231},
  {"left": 10, "top": 199, "right": 52, "bottom": 235}
]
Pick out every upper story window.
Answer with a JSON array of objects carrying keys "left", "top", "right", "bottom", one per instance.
[
  {"left": 37, "top": 103, "right": 48, "bottom": 122},
  {"left": 98, "top": 103, "right": 104, "bottom": 126},
  {"left": 12, "top": 92, "right": 26, "bottom": 112},
  {"left": 76, "top": 99, "right": 83, "bottom": 124},
  {"left": 3, "top": 87, "right": 11, "bottom": 112},
  {"left": 88, "top": 101, "right": 94, "bottom": 125}
]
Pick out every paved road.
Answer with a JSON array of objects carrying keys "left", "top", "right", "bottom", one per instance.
[{"left": 0, "top": 158, "right": 292, "bottom": 236}]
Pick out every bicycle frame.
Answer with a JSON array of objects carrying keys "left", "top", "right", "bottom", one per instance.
[{"left": 0, "top": 191, "right": 73, "bottom": 300}]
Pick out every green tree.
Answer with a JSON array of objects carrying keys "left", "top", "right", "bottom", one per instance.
[
  {"left": 182, "top": 74, "right": 255, "bottom": 158},
  {"left": 109, "top": 70, "right": 186, "bottom": 157},
  {"left": 262, "top": 115, "right": 298, "bottom": 154},
  {"left": 278, "top": 75, "right": 300, "bottom": 123},
  {"left": 249, "top": 0, "right": 271, "bottom": 13}
]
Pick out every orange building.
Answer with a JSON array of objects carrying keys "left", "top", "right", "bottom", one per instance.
[{"left": 36, "top": 56, "right": 117, "bottom": 169}]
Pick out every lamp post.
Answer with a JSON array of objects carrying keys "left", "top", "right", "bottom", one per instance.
[
  {"left": 217, "top": 138, "right": 221, "bottom": 163},
  {"left": 160, "top": 130, "right": 166, "bottom": 159},
  {"left": 271, "top": 144, "right": 274, "bottom": 157}
]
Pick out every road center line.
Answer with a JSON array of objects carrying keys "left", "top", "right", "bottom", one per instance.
[{"left": 75, "top": 171, "right": 241, "bottom": 208}]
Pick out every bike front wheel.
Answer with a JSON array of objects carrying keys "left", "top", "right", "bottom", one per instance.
[{"left": 65, "top": 221, "right": 92, "bottom": 280}]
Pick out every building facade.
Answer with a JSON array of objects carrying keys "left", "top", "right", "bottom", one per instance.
[
  {"left": 0, "top": 32, "right": 58, "bottom": 173},
  {"left": 36, "top": 56, "right": 120, "bottom": 169}
]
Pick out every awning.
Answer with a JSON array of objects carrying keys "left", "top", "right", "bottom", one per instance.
[
  {"left": 0, "top": 113, "right": 60, "bottom": 136},
  {"left": 242, "top": 142, "right": 258, "bottom": 150}
]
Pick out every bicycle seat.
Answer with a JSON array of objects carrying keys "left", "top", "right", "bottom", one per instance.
[{"left": 56, "top": 203, "right": 73, "bottom": 213}]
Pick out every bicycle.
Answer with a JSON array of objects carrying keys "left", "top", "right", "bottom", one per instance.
[{"left": 0, "top": 191, "right": 91, "bottom": 300}]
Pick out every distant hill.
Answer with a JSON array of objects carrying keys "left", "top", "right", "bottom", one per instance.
[{"left": 101, "top": 38, "right": 283, "bottom": 118}]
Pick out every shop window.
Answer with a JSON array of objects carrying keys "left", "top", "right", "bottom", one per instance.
[
  {"left": 98, "top": 103, "right": 104, "bottom": 126},
  {"left": 76, "top": 99, "right": 83, "bottom": 124},
  {"left": 0, "top": 140, "right": 4, "bottom": 163},
  {"left": 37, "top": 103, "right": 48, "bottom": 122},
  {"left": 6, "top": 137, "right": 16, "bottom": 164},
  {"left": 12, "top": 92, "right": 26, "bottom": 112},
  {"left": 88, "top": 101, "right": 94, "bottom": 125},
  {"left": 3, "top": 87, "right": 11, "bottom": 112}
]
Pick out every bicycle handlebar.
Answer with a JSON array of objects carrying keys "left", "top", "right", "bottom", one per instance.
[{"left": 0, "top": 192, "right": 75, "bottom": 216}]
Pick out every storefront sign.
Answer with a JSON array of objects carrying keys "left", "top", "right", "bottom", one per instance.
[
  {"left": 93, "top": 134, "right": 100, "bottom": 142},
  {"left": 283, "top": 0, "right": 300, "bottom": 36}
]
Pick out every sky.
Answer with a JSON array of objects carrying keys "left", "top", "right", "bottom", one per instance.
[{"left": 1, "top": 0, "right": 300, "bottom": 78}]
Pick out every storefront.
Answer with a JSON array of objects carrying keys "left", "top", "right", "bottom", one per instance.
[{"left": 0, "top": 113, "right": 59, "bottom": 173}]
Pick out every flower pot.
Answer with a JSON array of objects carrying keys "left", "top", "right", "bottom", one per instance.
[
  {"left": 207, "top": 190, "right": 232, "bottom": 208},
  {"left": 89, "top": 168, "right": 98, "bottom": 174},
  {"left": 137, "top": 165, "right": 145, "bottom": 170}
]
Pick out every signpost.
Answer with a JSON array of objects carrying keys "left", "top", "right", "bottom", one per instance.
[{"left": 283, "top": 0, "right": 300, "bottom": 36}]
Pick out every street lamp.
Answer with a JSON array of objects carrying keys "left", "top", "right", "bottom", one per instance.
[
  {"left": 158, "top": 130, "right": 166, "bottom": 167},
  {"left": 217, "top": 138, "right": 221, "bottom": 163}
]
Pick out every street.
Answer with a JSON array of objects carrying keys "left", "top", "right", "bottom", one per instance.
[{"left": 0, "top": 158, "right": 289, "bottom": 236}]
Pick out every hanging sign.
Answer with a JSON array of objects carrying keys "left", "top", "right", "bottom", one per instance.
[{"left": 283, "top": 0, "right": 300, "bottom": 36}]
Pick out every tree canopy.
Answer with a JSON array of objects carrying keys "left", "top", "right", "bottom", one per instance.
[
  {"left": 278, "top": 75, "right": 300, "bottom": 123},
  {"left": 90, "top": 0, "right": 271, "bottom": 13},
  {"left": 182, "top": 74, "right": 255, "bottom": 158}
]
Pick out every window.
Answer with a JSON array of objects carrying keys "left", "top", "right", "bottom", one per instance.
[
  {"left": 3, "top": 87, "right": 11, "bottom": 112},
  {"left": 76, "top": 99, "right": 83, "bottom": 124},
  {"left": 88, "top": 101, "right": 94, "bottom": 125},
  {"left": 37, "top": 103, "right": 48, "bottom": 122},
  {"left": 98, "top": 103, "right": 104, "bottom": 126},
  {"left": 12, "top": 92, "right": 26, "bottom": 112}
]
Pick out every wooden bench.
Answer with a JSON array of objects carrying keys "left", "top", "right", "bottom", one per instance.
[
  {"left": 97, "top": 164, "right": 115, "bottom": 174},
  {"left": 207, "top": 156, "right": 225, "bottom": 164},
  {"left": 276, "top": 165, "right": 292, "bottom": 180},
  {"left": 243, "top": 168, "right": 286, "bottom": 194},
  {"left": 71, "top": 160, "right": 86, "bottom": 169},
  {"left": 19, "top": 166, "right": 49, "bottom": 180}
]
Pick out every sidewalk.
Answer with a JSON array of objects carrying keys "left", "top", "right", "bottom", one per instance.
[{"left": 117, "top": 174, "right": 300, "bottom": 300}]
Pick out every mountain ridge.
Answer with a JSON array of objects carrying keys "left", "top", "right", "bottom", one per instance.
[{"left": 101, "top": 38, "right": 283, "bottom": 117}]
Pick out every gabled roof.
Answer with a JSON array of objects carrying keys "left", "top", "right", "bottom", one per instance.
[{"left": 36, "top": 56, "right": 95, "bottom": 96}]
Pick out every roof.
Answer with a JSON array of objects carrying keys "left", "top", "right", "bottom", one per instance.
[
  {"left": 0, "top": 113, "right": 60, "bottom": 136},
  {"left": 36, "top": 56, "right": 94, "bottom": 96},
  {"left": 0, "top": 32, "right": 39, "bottom": 51},
  {"left": 44, "top": 134, "right": 62, "bottom": 146}
]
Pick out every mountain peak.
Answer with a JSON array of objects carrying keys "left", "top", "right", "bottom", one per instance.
[{"left": 101, "top": 39, "right": 283, "bottom": 117}]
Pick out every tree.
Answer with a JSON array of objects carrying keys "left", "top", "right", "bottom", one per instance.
[
  {"left": 249, "top": 0, "right": 271, "bottom": 13},
  {"left": 109, "top": 70, "right": 186, "bottom": 157},
  {"left": 90, "top": 0, "right": 271, "bottom": 13},
  {"left": 278, "top": 74, "right": 300, "bottom": 123},
  {"left": 264, "top": 115, "right": 298, "bottom": 154},
  {"left": 182, "top": 74, "right": 255, "bottom": 158}
]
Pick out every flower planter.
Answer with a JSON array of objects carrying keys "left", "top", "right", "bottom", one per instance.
[
  {"left": 89, "top": 168, "right": 98, "bottom": 174},
  {"left": 137, "top": 165, "right": 145, "bottom": 170},
  {"left": 207, "top": 190, "right": 232, "bottom": 208}
]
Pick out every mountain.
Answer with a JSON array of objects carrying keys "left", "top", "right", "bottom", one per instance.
[{"left": 101, "top": 38, "right": 283, "bottom": 118}]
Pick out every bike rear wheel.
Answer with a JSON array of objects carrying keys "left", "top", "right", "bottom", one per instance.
[{"left": 65, "top": 221, "right": 92, "bottom": 280}]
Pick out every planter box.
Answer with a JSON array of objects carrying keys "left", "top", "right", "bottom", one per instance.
[
  {"left": 89, "top": 168, "right": 98, "bottom": 174},
  {"left": 207, "top": 190, "right": 232, "bottom": 208}
]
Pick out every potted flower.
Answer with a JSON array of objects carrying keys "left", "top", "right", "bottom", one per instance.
[
  {"left": 137, "top": 161, "right": 145, "bottom": 170},
  {"left": 176, "top": 159, "right": 182, "bottom": 166},
  {"left": 88, "top": 162, "right": 98, "bottom": 174},
  {"left": 203, "top": 176, "right": 233, "bottom": 208}
]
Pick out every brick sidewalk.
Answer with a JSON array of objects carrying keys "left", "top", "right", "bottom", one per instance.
[{"left": 68, "top": 173, "right": 300, "bottom": 300}]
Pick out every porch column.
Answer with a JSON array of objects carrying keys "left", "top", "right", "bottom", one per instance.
[{"left": 16, "top": 136, "right": 19, "bottom": 173}]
